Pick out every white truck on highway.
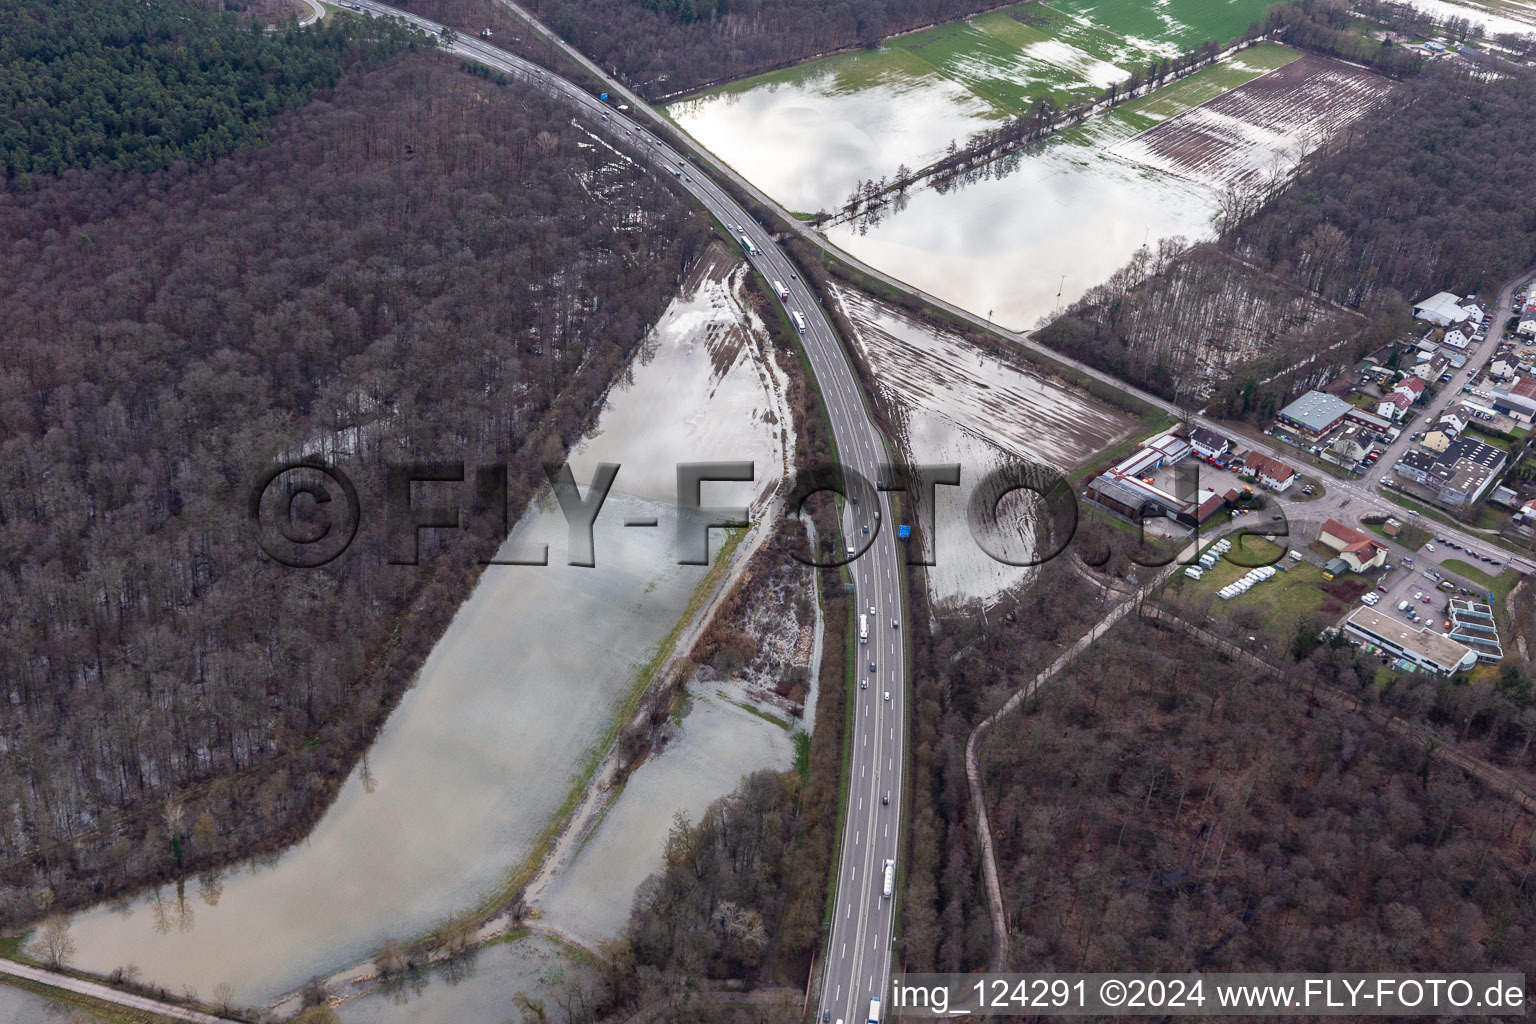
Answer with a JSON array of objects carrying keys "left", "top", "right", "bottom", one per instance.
[
  {"left": 738, "top": 232, "right": 760, "bottom": 256},
  {"left": 881, "top": 858, "right": 895, "bottom": 898},
  {"left": 860, "top": 614, "right": 868, "bottom": 643},
  {"left": 791, "top": 311, "right": 807, "bottom": 332},
  {"left": 868, "top": 995, "right": 883, "bottom": 1023},
  {"left": 773, "top": 279, "right": 788, "bottom": 300}
]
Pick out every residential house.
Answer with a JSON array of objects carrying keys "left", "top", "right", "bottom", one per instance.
[
  {"left": 1519, "top": 316, "right": 1536, "bottom": 337},
  {"left": 1422, "top": 430, "right": 1452, "bottom": 453},
  {"left": 1241, "top": 452, "right": 1297, "bottom": 493},
  {"left": 1189, "top": 426, "right": 1231, "bottom": 462},
  {"left": 1377, "top": 392, "right": 1412, "bottom": 420},
  {"left": 1443, "top": 323, "right": 1473, "bottom": 349},
  {"left": 1319, "top": 519, "right": 1389, "bottom": 572},
  {"left": 1413, "top": 355, "right": 1449, "bottom": 382},
  {"left": 1491, "top": 358, "right": 1516, "bottom": 380},
  {"left": 1327, "top": 426, "right": 1371, "bottom": 464},
  {"left": 1394, "top": 376, "right": 1426, "bottom": 402}
]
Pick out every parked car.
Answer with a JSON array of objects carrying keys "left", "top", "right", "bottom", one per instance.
[{"left": 1425, "top": 543, "right": 1435, "bottom": 552}]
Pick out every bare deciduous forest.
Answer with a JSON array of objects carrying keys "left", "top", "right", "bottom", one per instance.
[
  {"left": 513, "top": 0, "right": 1014, "bottom": 98},
  {"left": 892, "top": 561, "right": 1536, "bottom": 983},
  {"left": 986, "top": 615, "right": 1536, "bottom": 979},
  {"left": 0, "top": 51, "right": 710, "bottom": 923}
]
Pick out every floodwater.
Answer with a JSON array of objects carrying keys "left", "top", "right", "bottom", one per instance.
[
  {"left": 51, "top": 263, "right": 791, "bottom": 1006},
  {"left": 669, "top": 60, "right": 998, "bottom": 214},
  {"left": 834, "top": 284, "right": 1134, "bottom": 605},
  {"left": 58, "top": 495, "right": 708, "bottom": 1005},
  {"left": 333, "top": 933, "right": 583, "bottom": 1024},
  {"left": 0, "top": 983, "right": 71, "bottom": 1023},
  {"left": 828, "top": 143, "right": 1220, "bottom": 331},
  {"left": 536, "top": 688, "right": 794, "bottom": 946},
  {"left": 1400, "top": 0, "right": 1536, "bottom": 36}
]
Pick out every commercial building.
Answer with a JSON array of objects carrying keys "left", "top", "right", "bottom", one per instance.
[
  {"left": 1344, "top": 608, "right": 1477, "bottom": 675},
  {"left": 1277, "top": 390, "right": 1353, "bottom": 437},
  {"left": 1391, "top": 435, "right": 1506, "bottom": 507},
  {"left": 1084, "top": 431, "right": 1223, "bottom": 526},
  {"left": 1447, "top": 598, "right": 1502, "bottom": 663},
  {"left": 1413, "top": 291, "right": 1477, "bottom": 326}
]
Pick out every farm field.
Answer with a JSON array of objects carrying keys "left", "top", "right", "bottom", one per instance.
[
  {"left": 1048, "top": 0, "right": 1279, "bottom": 52},
  {"left": 669, "top": 3, "right": 1285, "bottom": 213},
  {"left": 1067, "top": 41, "right": 1300, "bottom": 148},
  {"left": 1114, "top": 53, "right": 1396, "bottom": 190},
  {"left": 832, "top": 283, "right": 1136, "bottom": 604}
]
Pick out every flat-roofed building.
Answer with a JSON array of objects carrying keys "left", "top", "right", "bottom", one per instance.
[
  {"left": 1344, "top": 608, "right": 1477, "bottom": 675},
  {"left": 1278, "top": 390, "right": 1352, "bottom": 437}
]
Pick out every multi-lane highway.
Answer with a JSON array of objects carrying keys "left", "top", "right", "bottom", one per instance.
[
  {"left": 349, "top": 7, "right": 907, "bottom": 1020},
  {"left": 474, "top": 0, "right": 1536, "bottom": 580}
]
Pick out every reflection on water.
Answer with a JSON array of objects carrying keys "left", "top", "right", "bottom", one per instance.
[
  {"left": 58, "top": 496, "right": 712, "bottom": 1005},
  {"left": 536, "top": 689, "right": 794, "bottom": 946},
  {"left": 669, "top": 65, "right": 998, "bottom": 214},
  {"left": 53, "top": 261, "right": 790, "bottom": 1007},
  {"left": 828, "top": 142, "right": 1219, "bottom": 331},
  {"left": 0, "top": 983, "right": 72, "bottom": 1024},
  {"left": 334, "top": 934, "right": 586, "bottom": 1024}
]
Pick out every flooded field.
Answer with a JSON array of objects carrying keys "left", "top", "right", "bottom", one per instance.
[
  {"left": 334, "top": 933, "right": 584, "bottom": 1024},
  {"left": 0, "top": 983, "right": 71, "bottom": 1023},
  {"left": 535, "top": 687, "right": 795, "bottom": 947},
  {"left": 829, "top": 141, "right": 1222, "bottom": 330},
  {"left": 668, "top": 1, "right": 1273, "bottom": 215},
  {"left": 1401, "top": 0, "right": 1536, "bottom": 34},
  {"left": 668, "top": 55, "right": 996, "bottom": 215},
  {"left": 1115, "top": 54, "right": 1394, "bottom": 190},
  {"left": 834, "top": 284, "right": 1134, "bottom": 604},
  {"left": 49, "top": 251, "right": 791, "bottom": 1007}
]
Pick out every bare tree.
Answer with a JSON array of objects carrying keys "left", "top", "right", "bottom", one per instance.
[{"left": 38, "top": 917, "right": 75, "bottom": 970}]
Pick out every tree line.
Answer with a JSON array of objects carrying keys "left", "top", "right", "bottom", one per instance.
[
  {"left": 510, "top": 0, "right": 1013, "bottom": 99},
  {"left": 0, "top": 50, "right": 711, "bottom": 925}
]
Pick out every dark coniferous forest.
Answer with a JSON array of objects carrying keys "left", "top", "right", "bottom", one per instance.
[{"left": 0, "top": 0, "right": 424, "bottom": 179}]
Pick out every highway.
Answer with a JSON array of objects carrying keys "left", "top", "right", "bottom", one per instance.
[
  {"left": 470, "top": 0, "right": 1536, "bottom": 580},
  {"left": 350, "top": 7, "right": 907, "bottom": 1020}
]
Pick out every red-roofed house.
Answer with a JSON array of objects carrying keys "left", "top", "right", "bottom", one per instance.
[
  {"left": 1378, "top": 392, "right": 1412, "bottom": 421},
  {"left": 1241, "top": 452, "right": 1297, "bottom": 493},
  {"left": 1394, "top": 377, "right": 1426, "bottom": 401},
  {"left": 1319, "top": 519, "right": 1388, "bottom": 572}
]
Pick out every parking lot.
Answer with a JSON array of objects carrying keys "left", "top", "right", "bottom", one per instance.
[{"left": 1353, "top": 525, "right": 1508, "bottom": 631}]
